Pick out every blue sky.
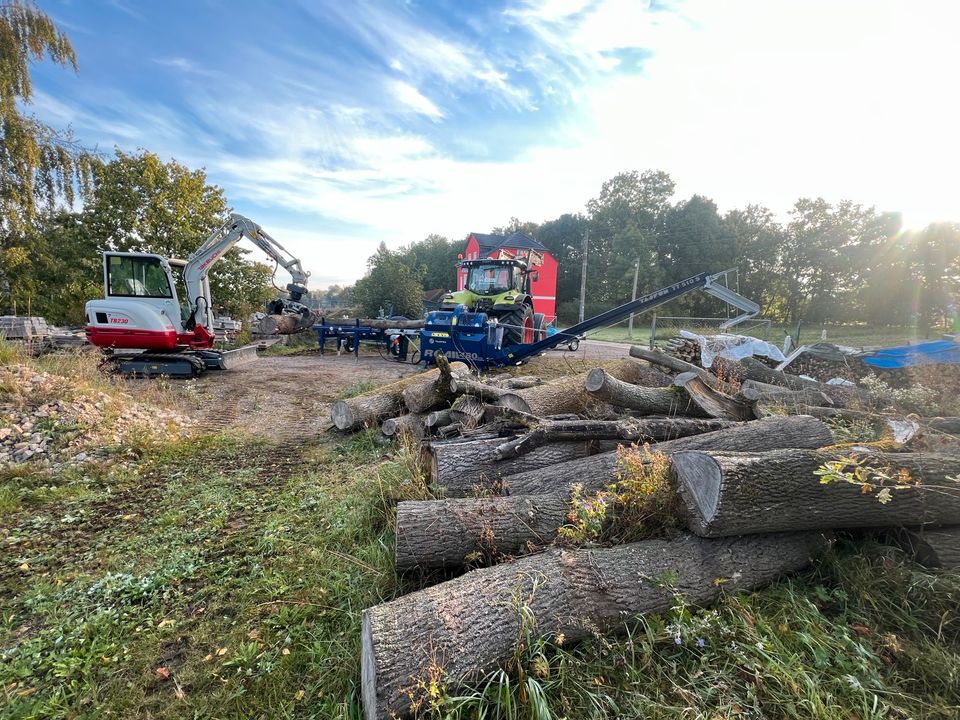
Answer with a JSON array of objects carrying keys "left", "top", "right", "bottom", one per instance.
[{"left": 31, "top": 0, "right": 960, "bottom": 288}]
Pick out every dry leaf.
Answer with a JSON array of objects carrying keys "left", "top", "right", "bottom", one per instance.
[
  {"left": 216, "top": 647, "right": 229, "bottom": 656},
  {"left": 202, "top": 653, "right": 213, "bottom": 662},
  {"left": 154, "top": 667, "right": 170, "bottom": 680},
  {"left": 295, "top": 689, "right": 305, "bottom": 701},
  {"left": 18, "top": 563, "right": 28, "bottom": 572},
  {"left": 282, "top": 648, "right": 290, "bottom": 656}
]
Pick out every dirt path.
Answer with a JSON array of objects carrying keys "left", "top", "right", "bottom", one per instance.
[{"left": 182, "top": 354, "right": 420, "bottom": 439}]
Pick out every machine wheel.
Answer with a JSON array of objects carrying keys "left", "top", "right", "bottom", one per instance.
[
  {"left": 532, "top": 313, "right": 547, "bottom": 342},
  {"left": 568, "top": 337, "right": 580, "bottom": 352},
  {"left": 499, "top": 305, "right": 535, "bottom": 345}
]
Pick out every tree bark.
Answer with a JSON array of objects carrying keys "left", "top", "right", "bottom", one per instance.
[
  {"left": 401, "top": 359, "right": 469, "bottom": 414},
  {"left": 890, "top": 526, "right": 960, "bottom": 569},
  {"left": 357, "top": 318, "right": 426, "bottom": 330},
  {"left": 929, "top": 417, "right": 960, "bottom": 436},
  {"left": 719, "top": 356, "right": 873, "bottom": 408},
  {"left": 674, "top": 372, "right": 756, "bottom": 421},
  {"left": 424, "top": 409, "right": 452, "bottom": 429},
  {"left": 331, "top": 369, "right": 444, "bottom": 431},
  {"left": 495, "top": 375, "right": 544, "bottom": 390},
  {"left": 449, "top": 376, "right": 509, "bottom": 403},
  {"left": 396, "top": 415, "right": 834, "bottom": 571},
  {"left": 496, "top": 360, "right": 649, "bottom": 417},
  {"left": 363, "top": 532, "right": 830, "bottom": 720},
  {"left": 502, "top": 414, "right": 834, "bottom": 496},
  {"left": 673, "top": 449, "right": 960, "bottom": 537},
  {"left": 448, "top": 394, "right": 487, "bottom": 429},
  {"left": 493, "top": 417, "right": 738, "bottom": 460},
  {"left": 629, "top": 345, "right": 717, "bottom": 387},
  {"left": 584, "top": 368, "right": 705, "bottom": 416},
  {"left": 425, "top": 436, "right": 598, "bottom": 496},
  {"left": 381, "top": 414, "right": 426, "bottom": 440},
  {"left": 740, "top": 379, "right": 836, "bottom": 408}
]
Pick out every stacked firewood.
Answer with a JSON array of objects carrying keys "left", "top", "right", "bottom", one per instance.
[
  {"left": 663, "top": 335, "right": 700, "bottom": 363},
  {"left": 331, "top": 350, "right": 960, "bottom": 720}
]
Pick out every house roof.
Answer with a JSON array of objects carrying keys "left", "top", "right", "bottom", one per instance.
[{"left": 469, "top": 231, "right": 549, "bottom": 256}]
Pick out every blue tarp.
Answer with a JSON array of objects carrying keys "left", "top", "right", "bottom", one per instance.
[{"left": 862, "top": 339, "right": 960, "bottom": 369}]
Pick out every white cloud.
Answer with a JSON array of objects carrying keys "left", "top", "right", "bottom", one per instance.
[{"left": 389, "top": 80, "right": 445, "bottom": 119}]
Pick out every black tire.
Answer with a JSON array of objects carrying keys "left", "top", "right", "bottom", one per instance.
[
  {"left": 568, "top": 338, "right": 580, "bottom": 352},
  {"left": 532, "top": 312, "right": 547, "bottom": 342},
  {"left": 498, "top": 305, "right": 534, "bottom": 346}
]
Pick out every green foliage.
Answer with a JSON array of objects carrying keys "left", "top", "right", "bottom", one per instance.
[
  {"left": 815, "top": 454, "right": 919, "bottom": 505},
  {"left": 0, "top": 1, "right": 99, "bottom": 234},
  {"left": 397, "top": 233, "right": 460, "bottom": 291},
  {"left": 353, "top": 241, "right": 424, "bottom": 318}
]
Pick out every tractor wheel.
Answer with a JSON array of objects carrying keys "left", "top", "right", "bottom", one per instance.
[
  {"left": 499, "top": 305, "right": 535, "bottom": 345},
  {"left": 532, "top": 313, "right": 547, "bottom": 342}
]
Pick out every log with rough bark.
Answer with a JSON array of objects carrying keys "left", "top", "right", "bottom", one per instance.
[
  {"left": 357, "top": 317, "right": 426, "bottom": 330},
  {"left": 381, "top": 413, "right": 426, "bottom": 440},
  {"left": 502, "top": 414, "right": 834, "bottom": 496},
  {"left": 740, "top": 379, "right": 835, "bottom": 408},
  {"left": 495, "top": 375, "right": 544, "bottom": 390},
  {"left": 673, "top": 448, "right": 960, "bottom": 537},
  {"left": 583, "top": 367, "right": 705, "bottom": 416},
  {"left": 401, "top": 358, "right": 469, "bottom": 414},
  {"left": 253, "top": 311, "right": 318, "bottom": 335},
  {"left": 890, "top": 527, "right": 960, "bottom": 569},
  {"left": 718, "top": 356, "right": 873, "bottom": 408},
  {"left": 396, "top": 415, "right": 833, "bottom": 570},
  {"left": 448, "top": 376, "right": 509, "bottom": 403},
  {"left": 496, "top": 359, "right": 649, "bottom": 417},
  {"left": 674, "top": 372, "right": 755, "bottom": 420},
  {"left": 423, "top": 409, "right": 452, "bottom": 429},
  {"left": 425, "top": 435, "right": 599, "bottom": 495},
  {"left": 493, "top": 416, "right": 739, "bottom": 460},
  {"left": 364, "top": 531, "right": 830, "bottom": 720},
  {"left": 629, "top": 345, "right": 717, "bottom": 387},
  {"left": 929, "top": 417, "right": 960, "bottom": 435},
  {"left": 331, "top": 369, "right": 445, "bottom": 432},
  {"left": 448, "top": 394, "right": 487, "bottom": 429}
]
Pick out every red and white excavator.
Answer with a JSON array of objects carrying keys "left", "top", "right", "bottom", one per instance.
[{"left": 85, "top": 213, "right": 311, "bottom": 377}]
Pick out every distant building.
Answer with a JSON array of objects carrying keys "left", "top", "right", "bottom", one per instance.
[
  {"left": 459, "top": 232, "right": 558, "bottom": 322},
  {"left": 422, "top": 288, "right": 447, "bottom": 313}
]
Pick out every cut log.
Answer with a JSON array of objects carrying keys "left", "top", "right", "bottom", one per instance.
[
  {"left": 493, "top": 417, "right": 739, "bottom": 460},
  {"left": 719, "top": 356, "right": 873, "bottom": 408},
  {"left": 584, "top": 367, "right": 704, "bottom": 416},
  {"left": 364, "top": 531, "right": 831, "bottom": 720},
  {"left": 381, "top": 414, "right": 426, "bottom": 440},
  {"left": 331, "top": 369, "right": 444, "bottom": 432},
  {"left": 740, "top": 379, "right": 835, "bottom": 408},
  {"left": 496, "top": 359, "right": 648, "bottom": 417},
  {"left": 423, "top": 409, "right": 452, "bottom": 429},
  {"left": 397, "top": 415, "right": 833, "bottom": 570},
  {"left": 401, "top": 358, "right": 469, "bottom": 414},
  {"left": 435, "top": 422, "right": 464, "bottom": 438},
  {"left": 502, "top": 414, "right": 834, "bottom": 496},
  {"left": 425, "top": 436, "right": 598, "bottom": 496},
  {"left": 673, "top": 448, "right": 960, "bottom": 537},
  {"left": 674, "top": 372, "right": 755, "bottom": 421},
  {"left": 448, "top": 376, "right": 509, "bottom": 403},
  {"left": 357, "top": 318, "right": 426, "bottom": 330},
  {"left": 254, "top": 312, "right": 317, "bottom": 335},
  {"left": 890, "top": 527, "right": 960, "bottom": 569},
  {"left": 496, "top": 375, "right": 544, "bottom": 390},
  {"left": 629, "top": 346, "right": 716, "bottom": 387},
  {"left": 929, "top": 417, "right": 960, "bottom": 436},
  {"left": 448, "top": 394, "right": 487, "bottom": 429}
]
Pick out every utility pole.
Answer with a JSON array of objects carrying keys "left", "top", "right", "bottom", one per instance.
[
  {"left": 579, "top": 229, "right": 588, "bottom": 324},
  {"left": 628, "top": 258, "right": 640, "bottom": 338}
]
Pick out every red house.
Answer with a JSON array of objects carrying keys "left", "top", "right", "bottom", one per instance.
[{"left": 458, "top": 232, "right": 559, "bottom": 322}]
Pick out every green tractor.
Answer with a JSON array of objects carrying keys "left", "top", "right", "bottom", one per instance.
[{"left": 440, "top": 258, "right": 547, "bottom": 345}]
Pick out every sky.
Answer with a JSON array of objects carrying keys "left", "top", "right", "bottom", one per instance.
[{"left": 30, "top": 0, "right": 960, "bottom": 289}]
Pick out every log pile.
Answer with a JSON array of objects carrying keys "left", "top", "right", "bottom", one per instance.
[{"left": 337, "top": 347, "right": 957, "bottom": 720}]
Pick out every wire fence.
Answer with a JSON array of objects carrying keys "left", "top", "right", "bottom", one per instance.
[{"left": 649, "top": 315, "right": 772, "bottom": 349}]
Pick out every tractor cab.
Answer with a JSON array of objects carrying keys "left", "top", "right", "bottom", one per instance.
[{"left": 438, "top": 258, "right": 545, "bottom": 346}]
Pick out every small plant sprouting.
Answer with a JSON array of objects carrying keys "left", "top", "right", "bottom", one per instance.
[{"left": 814, "top": 454, "right": 918, "bottom": 504}]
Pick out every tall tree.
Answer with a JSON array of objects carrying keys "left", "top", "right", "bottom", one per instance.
[
  {"left": 0, "top": 1, "right": 98, "bottom": 234},
  {"left": 397, "top": 233, "right": 459, "bottom": 290},
  {"left": 354, "top": 242, "right": 423, "bottom": 318},
  {"left": 83, "top": 150, "right": 272, "bottom": 318},
  {"left": 723, "top": 205, "right": 785, "bottom": 318}
]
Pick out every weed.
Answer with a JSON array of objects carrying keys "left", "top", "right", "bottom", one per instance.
[
  {"left": 336, "top": 379, "right": 384, "bottom": 399},
  {"left": 826, "top": 417, "right": 881, "bottom": 444},
  {"left": 861, "top": 373, "right": 942, "bottom": 415}
]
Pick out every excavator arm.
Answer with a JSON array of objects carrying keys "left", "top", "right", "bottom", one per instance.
[{"left": 182, "top": 213, "right": 311, "bottom": 332}]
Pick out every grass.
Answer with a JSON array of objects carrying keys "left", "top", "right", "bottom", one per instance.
[{"left": 3, "top": 350, "right": 960, "bottom": 719}]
